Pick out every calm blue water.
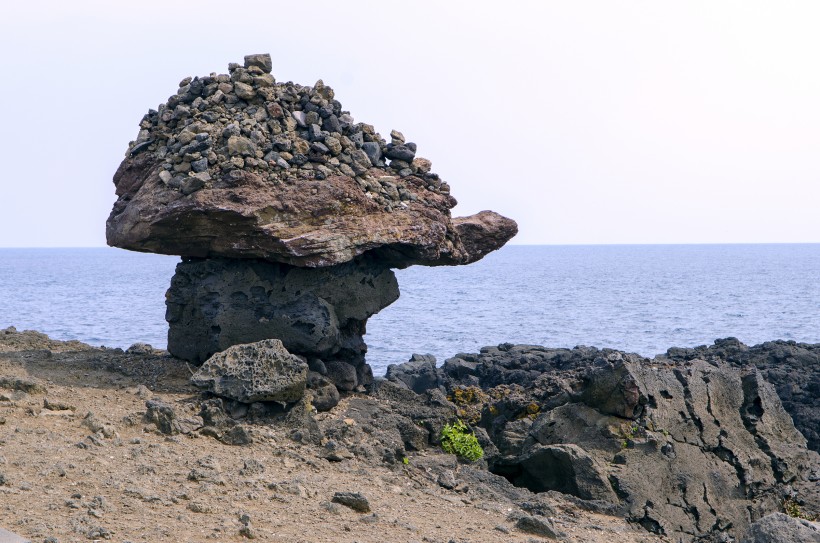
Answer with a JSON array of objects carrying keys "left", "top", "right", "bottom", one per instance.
[{"left": 1, "top": 245, "right": 818, "bottom": 375}]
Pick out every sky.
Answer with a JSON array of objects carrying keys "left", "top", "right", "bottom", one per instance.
[{"left": 1, "top": 1, "right": 819, "bottom": 247}]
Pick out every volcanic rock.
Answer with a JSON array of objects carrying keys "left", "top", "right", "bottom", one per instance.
[
  {"left": 741, "top": 513, "right": 820, "bottom": 543},
  {"left": 387, "top": 345, "right": 820, "bottom": 542},
  {"left": 662, "top": 338, "right": 820, "bottom": 454},
  {"left": 108, "top": 55, "right": 517, "bottom": 386},
  {"left": 190, "top": 339, "right": 307, "bottom": 403},
  {"left": 106, "top": 56, "right": 517, "bottom": 268},
  {"left": 165, "top": 256, "right": 398, "bottom": 369}
]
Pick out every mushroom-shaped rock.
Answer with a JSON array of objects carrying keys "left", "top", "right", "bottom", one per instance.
[
  {"left": 106, "top": 56, "right": 517, "bottom": 268},
  {"left": 107, "top": 55, "right": 518, "bottom": 365}
]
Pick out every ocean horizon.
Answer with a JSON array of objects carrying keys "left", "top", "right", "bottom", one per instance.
[{"left": 1, "top": 243, "right": 819, "bottom": 375}]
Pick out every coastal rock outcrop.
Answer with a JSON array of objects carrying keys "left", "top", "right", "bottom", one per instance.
[
  {"left": 106, "top": 54, "right": 517, "bottom": 400},
  {"left": 663, "top": 338, "right": 820, "bottom": 454},
  {"left": 386, "top": 344, "right": 820, "bottom": 542}
]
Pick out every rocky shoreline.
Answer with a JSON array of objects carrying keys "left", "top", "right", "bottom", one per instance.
[
  {"left": 2, "top": 53, "right": 815, "bottom": 543},
  {"left": 0, "top": 327, "right": 817, "bottom": 543}
]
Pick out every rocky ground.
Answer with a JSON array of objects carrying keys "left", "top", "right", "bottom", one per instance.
[{"left": 0, "top": 329, "right": 665, "bottom": 543}]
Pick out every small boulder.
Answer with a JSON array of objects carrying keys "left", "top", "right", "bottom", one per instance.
[
  {"left": 514, "top": 514, "right": 560, "bottom": 539},
  {"left": 325, "top": 360, "right": 357, "bottom": 392},
  {"left": 332, "top": 492, "right": 371, "bottom": 513},
  {"left": 191, "top": 339, "right": 307, "bottom": 403},
  {"left": 385, "top": 354, "right": 440, "bottom": 394}
]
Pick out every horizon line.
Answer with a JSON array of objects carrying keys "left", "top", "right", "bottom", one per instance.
[{"left": 1, "top": 241, "right": 819, "bottom": 250}]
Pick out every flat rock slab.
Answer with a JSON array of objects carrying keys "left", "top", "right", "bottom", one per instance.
[{"left": 0, "top": 528, "right": 30, "bottom": 543}]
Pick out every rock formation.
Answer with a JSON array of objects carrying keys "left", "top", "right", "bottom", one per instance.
[
  {"left": 662, "top": 337, "right": 820, "bottom": 454},
  {"left": 190, "top": 339, "right": 307, "bottom": 403},
  {"left": 106, "top": 54, "right": 517, "bottom": 403},
  {"left": 386, "top": 344, "right": 820, "bottom": 542},
  {"left": 106, "top": 53, "right": 515, "bottom": 268}
]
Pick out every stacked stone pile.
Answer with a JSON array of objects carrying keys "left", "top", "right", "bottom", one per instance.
[
  {"left": 126, "top": 54, "right": 446, "bottom": 209},
  {"left": 107, "top": 54, "right": 518, "bottom": 409}
]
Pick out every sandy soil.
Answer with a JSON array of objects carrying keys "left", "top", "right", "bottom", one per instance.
[{"left": 0, "top": 328, "right": 666, "bottom": 543}]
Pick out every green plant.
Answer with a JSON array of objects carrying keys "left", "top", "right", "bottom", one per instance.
[
  {"left": 402, "top": 456, "right": 409, "bottom": 465},
  {"left": 784, "top": 498, "right": 818, "bottom": 521},
  {"left": 440, "top": 420, "right": 484, "bottom": 462},
  {"left": 448, "top": 386, "right": 489, "bottom": 424}
]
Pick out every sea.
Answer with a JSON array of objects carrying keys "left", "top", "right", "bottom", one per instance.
[{"left": 1, "top": 245, "right": 818, "bottom": 375}]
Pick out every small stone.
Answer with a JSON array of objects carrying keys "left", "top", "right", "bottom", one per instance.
[
  {"left": 227, "top": 136, "right": 256, "bottom": 157},
  {"left": 324, "top": 136, "right": 342, "bottom": 156},
  {"left": 514, "top": 515, "right": 559, "bottom": 539},
  {"left": 325, "top": 361, "right": 357, "bottom": 391},
  {"left": 384, "top": 143, "right": 416, "bottom": 162},
  {"left": 310, "top": 142, "right": 330, "bottom": 154},
  {"left": 323, "top": 115, "right": 341, "bottom": 133},
  {"left": 390, "top": 129, "right": 405, "bottom": 144},
  {"left": 191, "top": 158, "right": 209, "bottom": 173},
  {"left": 292, "top": 111, "right": 307, "bottom": 128},
  {"left": 240, "top": 459, "right": 265, "bottom": 476},
  {"left": 234, "top": 82, "right": 256, "bottom": 101},
  {"left": 332, "top": 492, "right": 371, "bottom": 513},
  {"left": 44, "top": 398, "right": 75, "bottom": 412},
  {"left": 191, "top": 339, "right": 308, "bottom": 403},
  {"left": 412, "top": 157, "right": 432, "bottom": 174},
  {"left": 437, "top": 470, "right": 457, "bottom": 490},
  {"left": 361, "top": 142, "right": 381, "bottom": 165},
  {"left": 305, "top": 111, "right": 320, "bottom": 126},
  {"left": 266, "top": 103, "right": 284, "bottom": 118},
  {"left": 244, "top": 54, "right": 272, "bottom": 74},
  {"left": 187, "top": 501, "right": 212, "bottom": 514},
  {"left": 308, "top": 124, "right": 324, "bottom": 141},
  {"left": 253, "top": 74, "right": 275, "bottom": 88},
  {"left": 181, "top": 176, "right": 206, "bottom": 196}
]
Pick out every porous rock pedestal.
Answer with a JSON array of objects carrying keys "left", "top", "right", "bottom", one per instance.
[
  {"left": 166, "top": 256, "right": 399, "bottom": 390},
  {"left": 106, "top": 54, "right": 517, "bottom": 403}
]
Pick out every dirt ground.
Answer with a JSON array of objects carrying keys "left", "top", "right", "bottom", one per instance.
[{"left": 0, "top": 328, "right": 666, "bottom": 543}]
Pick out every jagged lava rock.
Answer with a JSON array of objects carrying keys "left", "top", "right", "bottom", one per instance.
[
  {"left": 387, "top": 344, "right": 820, "bottom": 542},
  {"left": 663, "top": 337, "right": 820, "bottom": 454},
  {"left": 191, "top": 339, "right": 307, "bottom": 403},
  {"left": 106, "top": 54, "right": 517, "bottom": 268}
]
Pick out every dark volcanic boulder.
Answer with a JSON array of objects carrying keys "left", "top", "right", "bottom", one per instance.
[{"left": 106, "top": 54, "right": 517, "bottom": 268}]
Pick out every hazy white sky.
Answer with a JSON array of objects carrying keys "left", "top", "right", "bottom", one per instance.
[{"left": 1, "top": 1, "right": 818, "bottom": 246}]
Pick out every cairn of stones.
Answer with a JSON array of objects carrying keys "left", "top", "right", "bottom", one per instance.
[{"left": 107, "top": 54, "right": 517, "bottom": 408}]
